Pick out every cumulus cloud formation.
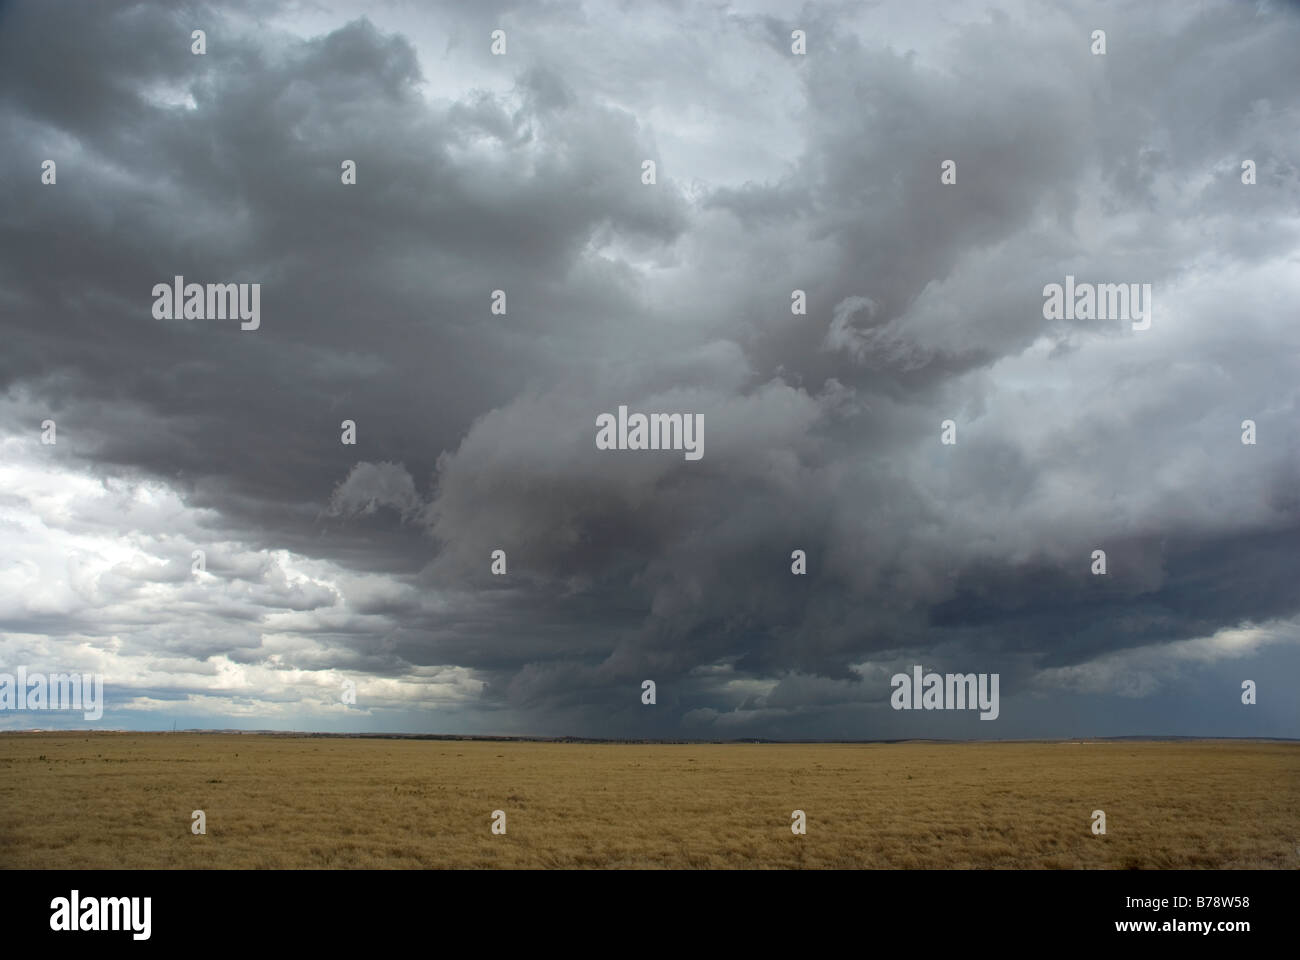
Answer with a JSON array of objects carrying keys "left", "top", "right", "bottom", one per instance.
[{"left": 1, "top": 0, "right": 1297, "bottom": 737}]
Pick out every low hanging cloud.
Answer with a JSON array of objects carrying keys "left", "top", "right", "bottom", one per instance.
[{"left": 327, "top": 461, "right": 423, "bottom": 521}]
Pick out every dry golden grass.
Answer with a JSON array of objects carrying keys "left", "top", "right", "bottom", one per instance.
[{"left": 0, "top": 734, "right": 1295, "bottom": 868}]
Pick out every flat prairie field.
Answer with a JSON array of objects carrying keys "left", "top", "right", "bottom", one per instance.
[{"left": 0, "top": 734, "right": 1296, "bottom": 869}]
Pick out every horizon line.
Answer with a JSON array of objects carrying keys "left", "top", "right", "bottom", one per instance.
[{"left": 3, "top": 729, "right": 1297, "bottom": 745}]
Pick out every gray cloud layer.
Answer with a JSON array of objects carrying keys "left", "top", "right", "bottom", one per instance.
[{"left": 1, "top": 0, "right": 1297, "bottom": 737}]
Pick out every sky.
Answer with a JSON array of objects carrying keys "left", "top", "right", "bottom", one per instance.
[{"left": 0, "top": 0, "right": 1297, "bottom": 739}]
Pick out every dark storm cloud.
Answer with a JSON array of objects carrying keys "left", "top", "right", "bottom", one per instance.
[{"left": 1, "top": 0, "right": 1297, "bottom": 736}]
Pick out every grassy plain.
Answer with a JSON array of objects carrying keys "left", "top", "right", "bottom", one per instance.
[{"left": 0, "top": 734, "right": 1295, "bottom": 868}]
